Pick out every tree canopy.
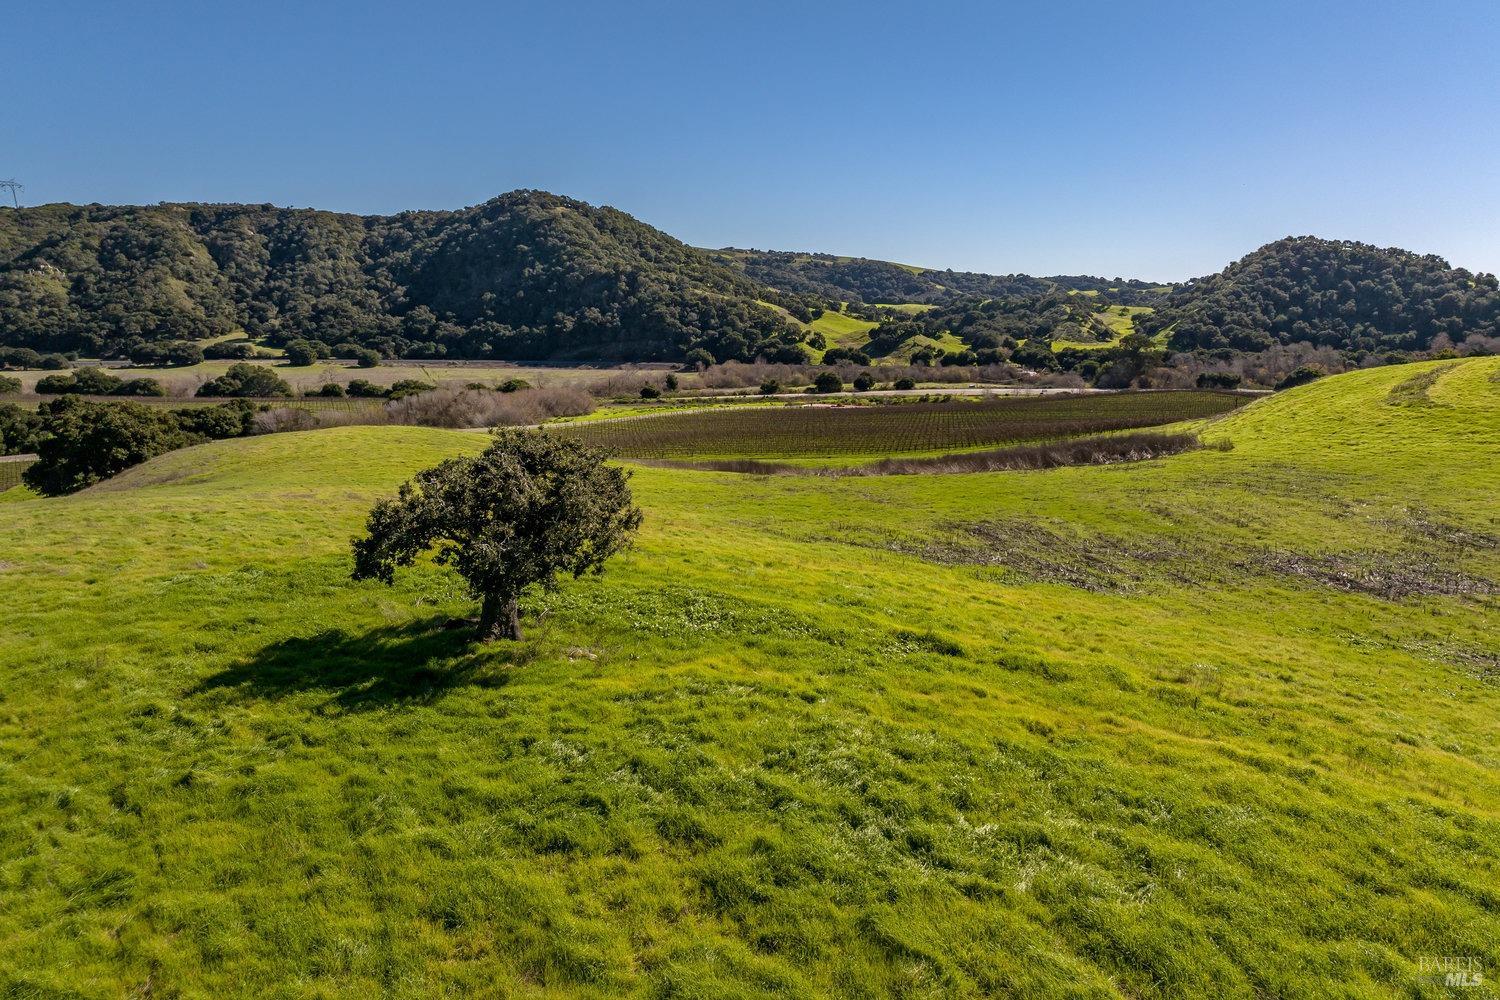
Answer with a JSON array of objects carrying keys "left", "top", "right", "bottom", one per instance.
[
  {"left": 0, "top": 192, "right": 813, "bottom": 364},
  {"left": 351, "top": 431, "right": 642, "bottom": 640},
  {"left": 1139, "top": 237, "right": 1500, "bottom": 354}
]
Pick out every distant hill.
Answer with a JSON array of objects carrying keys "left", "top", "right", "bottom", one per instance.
[
  {"left": 4, "top": 194, "right": 1496, "bottom": 365},
  {"left": 1139, "top": 237, "right": 1500, "bottom": 354},
  {"left": 0, "top": 192, "right": 810, "bottom": 363},
  {"left": 709, "top": 248, "right": 1172, "bottom": 306}
]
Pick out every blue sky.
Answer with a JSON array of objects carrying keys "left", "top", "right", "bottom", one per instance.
[{"left": 7, "top": 0, "right": 1498, "bottom": 280}]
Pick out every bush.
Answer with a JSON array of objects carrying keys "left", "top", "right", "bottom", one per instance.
[
  {"left": 309, "top": 383, "right": 347, "bottom": 397},
  {"left": 664, "top": 373, "right": 679, "bottom": 391},
  {"left": 39, "top": 354, "right": 70, "bottom": 370},
  {"left": 0, "top": 402, "right": 42, "bottom": 454},
  {"left": 639, "top": 384, "right": 661, "bottom": 399},
  {"left": 346, "top": 378, "right": 389, "bottom": 398},
  {"left": 353, "top": 348, "right": 381, "bottom": 368},
  {"left": 813, "top": 372, "right": 844, "bottom": 394},
  {"left": 852, "top": 373, "right": 875, "bottom": 392},
  {"left": 282, "top": 340, "right": 318, "bottom": 367},
  {"left": 498, "top": 378, "right": 532, "bottom": 393},
  {"left": 1196, "top": 371, "right": 1243, "bottom": 389},
  {"left": 203, "top": 340, "right": 258, "bottom": 360},
  {"left": 683, "top": 348, "right": 715, "bottom": 370},
  {"left": 36, "top": 369, "right": 126, "bottom": 395},
  {"left": 24, "top": 397, "right": 190, "bottom": 495},
  {"left": 115, "top": 378, "right": 166, "bottom": 397},
  {"left": 0, "top": 375, "right": 20, "bottom": 394},
  {"left": 173, "top": 401, "right": 255, "bottom": 439},
  {"left": 387, "top": 379, "right": 437, "bottom": 400},
  {"left": 197, "top": 363, "right": 293, "bottom": 398},
  {"left": 0, "top": 347, "right": 43, "bottom": 369},
  {"left": 823, "top": 347, "right": 871, "bottom": 366},
  {"left": 1275, "top": 366, "right": 1326, "bottom": 391},
  {"left": 759, "top": 379, "right": 781, "bottom": 395},
  {"left": 893, "top": 377, "right": 916, "bottom": 391}
]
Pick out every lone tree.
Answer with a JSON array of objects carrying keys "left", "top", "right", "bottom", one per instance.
[{"left": 351, "top": 431, "right": 642, "bottom": 641}]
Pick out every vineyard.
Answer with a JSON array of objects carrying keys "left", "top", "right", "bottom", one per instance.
[
  {"left": 552, "top": 391, "right": 1249, "bottom": 458},
  {"left": 0, "top": 458, "right": 34, "bottom": 492}
]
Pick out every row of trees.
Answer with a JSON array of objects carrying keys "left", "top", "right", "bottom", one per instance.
[{"left": 7, "top": 396, "right": 256, "bottom": 493}]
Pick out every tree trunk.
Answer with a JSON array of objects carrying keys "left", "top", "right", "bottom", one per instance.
[{"left": 477, "top": 593, "right": 522, "bottom": 641}]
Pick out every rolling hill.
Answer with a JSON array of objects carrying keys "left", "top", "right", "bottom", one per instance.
[
  {"left": 1, "top": 359, "right": 1495, "bottom": 995},
  {"left": 0, "top": 192, "right": 810, "bottom": 364},
  {"left": 711, "top": 247, "right": 1172, "bottom": 306},
  {"left": 1139, "top": 236, "right": 1500, "bottom": 355}
]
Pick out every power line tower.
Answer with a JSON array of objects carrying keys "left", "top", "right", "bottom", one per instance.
[{"left": 0, "top": 180, "right": 22, "bottom": 208}]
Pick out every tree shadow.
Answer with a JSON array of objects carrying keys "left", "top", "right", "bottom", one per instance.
[{"left": 193, "top": 616, "right": 515, "bottom": 710}]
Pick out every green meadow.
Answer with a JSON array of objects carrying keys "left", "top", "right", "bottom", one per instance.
[{"left": 0, "top": 359, "right": 1496, "bottom": 997}]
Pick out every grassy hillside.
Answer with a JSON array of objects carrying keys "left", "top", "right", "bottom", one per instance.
[{"left": 0, "top": 360, "right": 1496, "bottom": 996}]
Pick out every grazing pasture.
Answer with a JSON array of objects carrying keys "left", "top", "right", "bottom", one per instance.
[
  {"left": 552, "top": 390, "right": 1247, "bottom": 458},
  {"left": 0, "top": 360, "right": 1495, "bottom": 996}
]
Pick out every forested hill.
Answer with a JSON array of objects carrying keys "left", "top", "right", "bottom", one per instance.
[
  {"left": 710, "top": 248, "right": 1173, "bottom": 306},
  {"left": 1137, "top": 237, "right": 1500, "bottom": 354},
  {"left": 0, "top": 192, "right": 812, "bottom": 363}
]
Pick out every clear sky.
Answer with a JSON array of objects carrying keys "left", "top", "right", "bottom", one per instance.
[{"left": 7, "top": 0, "right": 1498, "bottom": 280}]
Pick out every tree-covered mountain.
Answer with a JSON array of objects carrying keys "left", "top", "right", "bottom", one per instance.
[
  {"left": 0, "top": 192, "right": 813, "bottom": 363},
  {"left": 1138, "top": 237, "right": 1500, "bottom": 354},
  {"left": 709, "top": 248, "right": 1172, "bottom": 306}
]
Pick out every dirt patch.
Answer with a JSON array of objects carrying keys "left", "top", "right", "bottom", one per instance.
[
  {"left": 1247, "top": 549, "right": 1496, "bottom": 599},
  {"left": 857, "top": 511, "right": 1497, "bottom": 602}
]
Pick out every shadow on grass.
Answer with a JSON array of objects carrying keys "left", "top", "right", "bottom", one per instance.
[{"left": 194, "top": 616, "right": 516, "bottom": 710}]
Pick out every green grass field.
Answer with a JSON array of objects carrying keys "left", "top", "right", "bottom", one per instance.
[
  {"left": 0, "top": 359, "right": 1496, "bottom": 996},
  {"left": 551, "top": 391, "right": 1247, "bottom": 459},
  {"left": 1052, "top": 305, "right": 1155, "bottom": 350}
]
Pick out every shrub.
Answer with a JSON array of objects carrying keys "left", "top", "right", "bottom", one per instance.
[
  {"left": 852, "top": 373, "right": 875, "bottom": 392},
  {"left": 683, "top": 348, "right": 715, "bottom": 370},
  {"left": 0, "top": 402, "right": 42, "bottom": 454},
  {"left": 37, "top": 370, "right": 125, "bottom": 395},
  {"left": 115, "top": 378, "right": 166, "bottom": 397},
  {"left": 24, "top": 397, "right": 190, "bottom": 496},
  {"left": 353, "top": 348, "right": 381, "bottom": 368},
  {"left": 387, "top": 379, "right": 437, "bottom": 400},
  {"left": 0, "top": 347, "right": 43, "bottom": 369},
  {"left": 0, "top": 375, "right": 20, "bottom": 394},
  {"left": 664, "top": 373, "right": 679, "bottom": 391},
  {"left": 893, "top": 377, "right": 916, "bottom": 391},
  {"left": 640, "top": 384, "right": 661, "bottom": 399},
  {"left": 498, "top": 378, "right": 532, "bottom": 393},
  {"left": 282, "top": 340, "right": 318, "bottom": 367},
  {"left": 39, "top": 354, "right": 70, "bottom": 370},
  {"left": 252, "top": 407, "right": 325, "bottom": 434},
  {"left": 346, "top": 379, "right": 389, "bottom": 398},
  {"left": 174, "top": 401, "right": 255, "bottom": 439},
  {"left": 823, "top": 347, "right": 871, "bottom": 366},
  {"left": 384, "top": 386, "right": 595, "bottom": 429},
  {"left": 759, "top": 379, "right": 781, "bottom": 395},
  {"left": 1196, "top": 371, "right": 1243, "bottom": 389},
  {"left": 196, "top": 363, "right": 293, "bottom": 398},
  {"left": 309, "top": 383, "right": 347, "bottom": 397},
  {"left": 813, "top": 372, "right": 843, "bottom": 394},
  {"left": 203, "top": 340, "right": 258, "bottom": 360},
  {"left": 1275, "top": 366, "right": 1326, "bottom": 391}
]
